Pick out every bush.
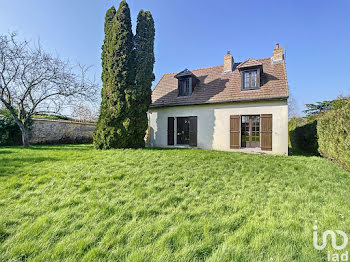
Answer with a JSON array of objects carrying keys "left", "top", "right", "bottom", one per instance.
[
  {"left": 288, "top": 117, "right": 319, "bottom": 155},
  {"left": 0, "top": 110, "right": 22, "bottom": 146},
  {"left": 317, "top": 99, "right": 350, "bottom": 170}
]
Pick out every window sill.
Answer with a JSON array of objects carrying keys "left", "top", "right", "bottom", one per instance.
[{"left": 241, "top": 87, "right": 261, "bottom": 91}]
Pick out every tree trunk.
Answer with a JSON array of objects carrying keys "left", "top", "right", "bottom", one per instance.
[
  {"left": 21, "top": 127, "right": 30, "bottom": 148},
  {"left": 17, "top": 121, "right": 30, "bottom": 148}
]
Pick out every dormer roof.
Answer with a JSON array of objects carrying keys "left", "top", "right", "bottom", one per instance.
[
  {"left": 236, "top": 58, "right": 263, "bottom": 69},
  {"left": 174, "top": 69, "right": 199, "bottom": 81}
]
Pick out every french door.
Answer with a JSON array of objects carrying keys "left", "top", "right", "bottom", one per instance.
[{"left": 241, "top": 115, "right": 260, "bottom": 148}]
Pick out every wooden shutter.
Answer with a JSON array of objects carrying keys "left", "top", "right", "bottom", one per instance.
[
  {"left": 230, "top": 115, "right": 240, "bottom": 149},
  {"left": 261, "top": 114, "right": 272, "bottom": 151},
  {"left": 168, "top": 117, "right": 174, "bottom": 145},
  {"left": 189, "top": 116, "right": 197, "bottom": 147}
]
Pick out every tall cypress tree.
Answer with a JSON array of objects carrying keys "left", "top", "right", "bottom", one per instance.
[
  {"left": 133, "top": 10, "right": 155, "bottom": 147},
  {"left": 93, "top": 0, "right": 136, "bottom": 149}
]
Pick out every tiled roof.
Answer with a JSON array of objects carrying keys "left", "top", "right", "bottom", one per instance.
[{"left": 151, "top": 57, "right": 288, "bottom": 108}]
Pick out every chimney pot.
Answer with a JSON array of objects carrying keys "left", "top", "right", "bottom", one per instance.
[{"left": 276, "top": 43, "right": 279, "bottom": 49}]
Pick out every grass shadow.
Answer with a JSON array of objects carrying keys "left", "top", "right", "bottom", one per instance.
[
  {"left": 4, "top": 157, "right": 58, "bottom": 163},
  {"left": 0, "top": 150, "right": 14, "bottom": 155},
  {"left": 27, "top": 144, "right": 93, "bottom": 151},
  {"left": 288, "top": 147, "right": 318, "bottom": 157},
  {"left": 0, "top": 156, "right": 59, "bottom": 177},
  {"left": 142, "top": 147, "right": 191, "bottom": 151},
  {"left": 0, "top": 156, "right": 58, "bottom": 168}
]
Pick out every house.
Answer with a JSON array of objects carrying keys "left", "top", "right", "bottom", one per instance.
[{"left": 148, "top": 44, "right": 289, "bottom": 155}]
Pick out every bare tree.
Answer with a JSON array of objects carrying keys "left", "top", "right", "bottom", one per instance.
[
  {"left": 72, "top": 102, "right": 99, "bottom": 122},
  {"left": 288, "top": 87, "right": 299, "bottom": 119},
  {"left": 0, "top": 32, "right": 98, "bottom": 147}
]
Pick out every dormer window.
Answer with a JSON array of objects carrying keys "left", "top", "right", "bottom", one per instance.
[
  {"left": 175, "top": 69, "right": 200, "bottom": 97},
  {"left": 243, "top": 70, "right": 258, "bottom": 89},
  {"left": 237, "top": 58, "right": 263, "bottom": 91},
  {"left": 179, "top": 78, "right": 190, "bottom": 96}
]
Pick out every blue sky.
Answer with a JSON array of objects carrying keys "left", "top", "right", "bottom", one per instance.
[{"left": 0, "top": 0, "right": 349, "bottom": 115}]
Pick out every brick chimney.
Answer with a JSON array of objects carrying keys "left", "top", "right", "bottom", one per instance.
[
  {"left": 224, "top": 51, "right": 234, "bottom": 72},
  {"left": 272, "top": 43, "right": 284, "bottom": 62}
]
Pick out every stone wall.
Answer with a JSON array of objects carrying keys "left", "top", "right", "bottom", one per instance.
[{"left": 29, "top": 119, "right": 96, "bottom": 144}]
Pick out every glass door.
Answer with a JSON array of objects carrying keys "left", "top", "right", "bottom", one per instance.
[{"left": 241, "top": 115, "right": 260, "bottom": 148}]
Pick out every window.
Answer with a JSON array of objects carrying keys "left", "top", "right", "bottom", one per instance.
[
  {"left": 243, "top": 70, "right": 259, "bottom": 89},
  {"left": 178, "top": 78, "right": 191, "bottom": 96}
]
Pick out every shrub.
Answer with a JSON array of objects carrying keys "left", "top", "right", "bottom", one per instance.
[
  {"left": 317, "top": 99, "right": 350, "bottom": 170},
  {"left": 0, "top": 110, "right": 22, "bottom": 146}
]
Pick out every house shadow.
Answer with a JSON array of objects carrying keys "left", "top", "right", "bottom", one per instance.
[{"left": 260, "top": 72, "right": 279, "bottom": 85}]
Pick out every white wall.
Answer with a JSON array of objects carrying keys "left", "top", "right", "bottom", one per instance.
[{"left": 148, "top": 100, "right": 288, "bottom": 155}]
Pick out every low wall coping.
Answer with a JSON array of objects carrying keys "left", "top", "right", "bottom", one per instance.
[{"left": 33, "top": 118, "right": 97, "bottom": 126}]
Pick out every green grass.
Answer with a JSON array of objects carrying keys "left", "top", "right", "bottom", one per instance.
[{"left": 0, "top": 145, "right": 349, "bottom": 261}]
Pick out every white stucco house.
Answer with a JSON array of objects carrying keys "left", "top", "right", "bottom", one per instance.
[{"left": 148, "top": 44, "right": 289, "bottom": 155}]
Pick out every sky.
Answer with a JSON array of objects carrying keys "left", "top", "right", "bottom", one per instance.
[{"left": 0, "top": 0, "right": 349, "bottom": 115}]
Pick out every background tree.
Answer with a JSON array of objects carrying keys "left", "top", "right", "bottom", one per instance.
[
  {"left": 0, "top": 33, "right": 98, "bottom": 147},
  {"left": 288, "top": 87, "right": 299, "bottom": 119},
  {"left": 133, "top": 10, "right": 155, "bottom": 147},
  {"left": 72, "top": 103, "right": 99, "bottom": 122},
  {"left": 93, "top": 1, "right": 137, "bottom": 149},
  {"left": 303, "top": 101, "right": 333, "bottom": 116}
]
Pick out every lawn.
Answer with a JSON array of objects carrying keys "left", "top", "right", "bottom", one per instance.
[{"left": 0, "top": 145, "right": 349, "bottom": 261}]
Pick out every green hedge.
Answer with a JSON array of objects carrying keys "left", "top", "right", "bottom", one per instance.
[
  {"left": 0, "top": 110, "right": 22, "bottom": 146},
  {"left": 288, "top": 117, "right": 319, "bottom": 155},
  {"left": 317, "top": 99, "right": 350, "bottom": 170},
  {"left": 32, "top": 113, "right": 71, "bottom": 121}
]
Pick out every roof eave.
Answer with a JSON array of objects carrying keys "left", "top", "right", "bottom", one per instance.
[{"left": 150, "top": 96, "right": 289, "bottom": 109}]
